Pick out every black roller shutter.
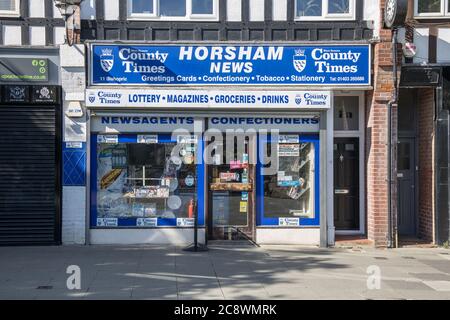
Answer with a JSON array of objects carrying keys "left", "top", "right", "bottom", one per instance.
[{"left": 0, "top": 106, "right": 61, "bottom": 245}]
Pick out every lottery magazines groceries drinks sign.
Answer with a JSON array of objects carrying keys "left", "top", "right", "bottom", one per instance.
[
  {"left": 86, "top": 89, "right": 331, "bottom": 110},
  {"left": 90, "top": 44, "right": 371, "bottom": 86}
]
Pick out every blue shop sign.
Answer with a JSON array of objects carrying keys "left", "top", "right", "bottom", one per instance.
[{"left": 90, "top": 44, "right": 371, "bottom": 86}]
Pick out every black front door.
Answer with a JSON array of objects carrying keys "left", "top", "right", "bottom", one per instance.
[
  {"left": 397, "top": 138, "right": 416, "bottom": 236},
  {"left": 334, "top": 138, "right": 360, "bottom": 230}
]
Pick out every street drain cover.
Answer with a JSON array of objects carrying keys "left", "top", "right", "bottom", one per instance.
[
  {"left": 402, "top": 256, "right": 416, "bottom": 260},
  {"left": 374, "top": 257, "right": 388, "bottom": 260},
  {"left": 36, "top": 286, "right": 53, "bottom": 290}
]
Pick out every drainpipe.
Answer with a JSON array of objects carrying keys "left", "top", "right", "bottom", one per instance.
[{"left": 387, "top": 28, "right": 399, "bottom": 248}]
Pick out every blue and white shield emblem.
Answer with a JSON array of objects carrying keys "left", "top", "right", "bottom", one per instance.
[
  {"left": 100, "top": 48, "right": 114, "bottom": 72},
  {"left": 295, "top": 95, "right": 302, "bottom": 105},
  {"left": 88, "top": 93, "right": 96, "bottom": 103},
  {"left": 293, "top": 49, "right": 307, "bottom": 73}
]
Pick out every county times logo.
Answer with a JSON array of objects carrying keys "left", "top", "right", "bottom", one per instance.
[
  {"left": 89, "top": 93, "right": 96, "bottom": 103},
  {"left": 100, "top": 48, "right": 114, "bottom": 72},
  {"left": 293, "top": 49, "right": 307, "bottom": 73}
]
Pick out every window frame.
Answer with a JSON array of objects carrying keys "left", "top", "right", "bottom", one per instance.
[
  {"left": 90, "top": 133, "right": 205, "bottom": 229},
  {"left": 127, "top": 0, "right": 219, "bottom": 21},
  {"left": 295, "top": 0, "right": 356, "bottom": 21},
  {"left": 0, "top": 0, "right": 20, "bottom": 17},
  {"left": 414, "top": 0, "right": 450, "bottom": 18},
  {"left": 256, "top": 134, "right": 320, "bottom": 227},
  {"left": 333, "top": 92, "right": 366, "bottom": 236}
]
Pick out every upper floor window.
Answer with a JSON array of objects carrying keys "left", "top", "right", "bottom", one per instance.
[
  {"left": 415, "top": 0, "right": 450, "bottom": 18},
  {"left": 295, "top": 0, "right": 356, "bottom": 20},
  {"left": 0, "top": 0, "right": 19, "bottom": 17},
  {"left": 128, "top": 0, "right": 218, "bottom": 20}
]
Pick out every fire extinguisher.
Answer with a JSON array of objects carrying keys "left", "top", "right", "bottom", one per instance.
[{"left": 188, "top": 199, "right": 194, "bottom": 219}]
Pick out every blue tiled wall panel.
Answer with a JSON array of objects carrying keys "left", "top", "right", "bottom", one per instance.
[{"left": 63, "top": 142, "right": 87, "bottom": 186}]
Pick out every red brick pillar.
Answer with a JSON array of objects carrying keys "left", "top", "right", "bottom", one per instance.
[{"left": 366, "top": 2, "right": 399, "bottom": 247}]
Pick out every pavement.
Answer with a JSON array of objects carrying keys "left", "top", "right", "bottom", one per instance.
[{"left": 0, "top": 243, "right": 450, "bottom": 300}]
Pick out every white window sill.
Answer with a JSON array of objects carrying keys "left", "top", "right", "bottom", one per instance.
[
  {"left": 294, "top": 17, "right": 356, "bottom": 22},
  {"left": 0, "top": 12, "right": 20, "bottom": 18},
  {"left": 127, "top": 15, "right": 219, "bottom": 22},
  {"left": 414, "top": 14, "right": 450, "bottom": 19}
]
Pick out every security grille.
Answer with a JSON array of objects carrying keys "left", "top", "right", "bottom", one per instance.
[{"left": 0, "top": 106, "right": 60, "bottom": 245}]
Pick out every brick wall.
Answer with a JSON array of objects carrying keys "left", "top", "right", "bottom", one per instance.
[
  {"left": 366, "top": 1, "right": 398, "bottom": 247},
  {"left": 417, "top": 88, "right": 435, "bottom": 242}
]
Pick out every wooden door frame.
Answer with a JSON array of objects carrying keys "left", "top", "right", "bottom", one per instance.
[{"left": 334, "top": 92, "right": 365, "bottom": 235}]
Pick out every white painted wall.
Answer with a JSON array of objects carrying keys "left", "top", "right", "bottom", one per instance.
[
  {"left": 62, "top": 186, "right": 86, "bottom": 244},
  {"left": 272, "top": 0, "right": 287, "bottom": 21},
  {"left": 29, "top": 26, "right": 46, "bottom": 46},
  {"left": 256, "top": 228, "right": 320, "bottom": 245},
  {"left": 437, "top": 28, "right": 450, "bottom": 63},
  {"left": 363, "top": 0, "right": 379, "bottom": 38},
  {"left": 54, "top": 27, "right": 66, "bottom": 45},
  {"left": 90, "top": 229, "right": 206, "bottom": 245},
  {"left": 104, "top": 0, "right": 120, "bottom": 20},
  {"left": 413, "top": 28, "right": 429, "bottom": 64},
  {"left": 249, "top": 0, "right": 264, "bottom": 21},
  {"left": 227, "top": 0, "right": 242, "bottom": 21},
  {"left": 29, "top": 0, "right": 45, "bottom": 18},
  {"left": 53, "top": 1, "right": 63, "bottom": 18},
  {"left": 2, "top": 25, "right": 22, "bottom": 45}
]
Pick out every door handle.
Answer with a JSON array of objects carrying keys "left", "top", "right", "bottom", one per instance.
[{"left": 335, "top": 189, "right": 349, "bottom": 194}]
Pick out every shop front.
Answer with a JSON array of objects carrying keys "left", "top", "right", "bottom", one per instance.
[
  {"left": 83, "top": 42, "right": 371, "bottom": 245},
  {"left": 0, "top": 48, "right": 61, "bottom": 245}
]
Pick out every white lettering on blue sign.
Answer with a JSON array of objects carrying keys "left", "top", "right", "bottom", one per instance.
[
  {"left": 91, "top": 44, "right": 370, "bottom": 86},
  {"left": 209, "top": 117, "right": 319, "bottom": 125},
  {"left": 101, "top": 116, "right": 195, "bottom": 125}
]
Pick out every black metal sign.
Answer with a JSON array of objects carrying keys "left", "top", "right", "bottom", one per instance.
[
  {"left": 31, "top": 85, "right": 59, "bottom": 104},
  {"left": 1, "top": 85, "right": 60, "bottom": 104},
  {"left": 2, "top": 85, "right": 30, "bottom": 103},
  {"left": 0, "top": 58, "right": 49, "bottom": 82},
  {"left": 400, "top": 67, "right": 442, "bottom": 88}
]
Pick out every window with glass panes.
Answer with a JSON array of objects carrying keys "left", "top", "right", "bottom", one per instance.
[
  {"left": 129, "top": 0, "right": 217, "bottom": 19},
  {"left": 296, "top": 0, "right": 355, "bottom": 20},
  {"left": 415, "top": 0, "right": 450, "bottom": 17}
]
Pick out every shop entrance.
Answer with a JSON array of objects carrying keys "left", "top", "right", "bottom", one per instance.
[
  {"left": 207, "top": 134, "right": 256, "bottom": 241},
  {"left": 334, "top": 137, "right": 360, "bottom": 230},
  {"left": 397, "top": 137, "right": 416, "bottom": 236}
]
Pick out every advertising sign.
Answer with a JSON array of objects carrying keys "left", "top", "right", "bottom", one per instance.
[
  {"left": 86, "top": 89, "right": 331, "bottom": 110},
  {"left": 90, "top": 44, "right": 371, "bottom": 86},
  {"left": 0, "top": 58, "right": 49, "bottom": 82}
]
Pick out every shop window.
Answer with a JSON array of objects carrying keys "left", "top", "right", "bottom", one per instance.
[
  {"left": 258, "top": 135, "right": 320, "bottom": 226},
  {"left": 92, "top": 134, "right": 202, "bottom": 228},
  {"left": 128, "top": 0, "right": 218, "bottom": 20},
  {"left": 295, "top": 0, "right": 355, "bottom": 20},
  {"left": 0, "top": 0, "right": 19, "bottom": 17},
  {"left": 414, "top": 0, "right": 450, "bottom": 18},
  {"left": 334, "top": 96, "right": 359, "bottom": 131}
]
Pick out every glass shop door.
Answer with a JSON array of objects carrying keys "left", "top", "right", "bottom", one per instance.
[{"left": 207, "top": 134, "right": 256, "bottom": 241}]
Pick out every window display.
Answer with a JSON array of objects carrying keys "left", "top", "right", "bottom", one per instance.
[
  {"left": 92, "top": 134, "right": 201, "bottom": 228},
  {"left": 258, "top": 135, "right": 319, "bottom": 226}
]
